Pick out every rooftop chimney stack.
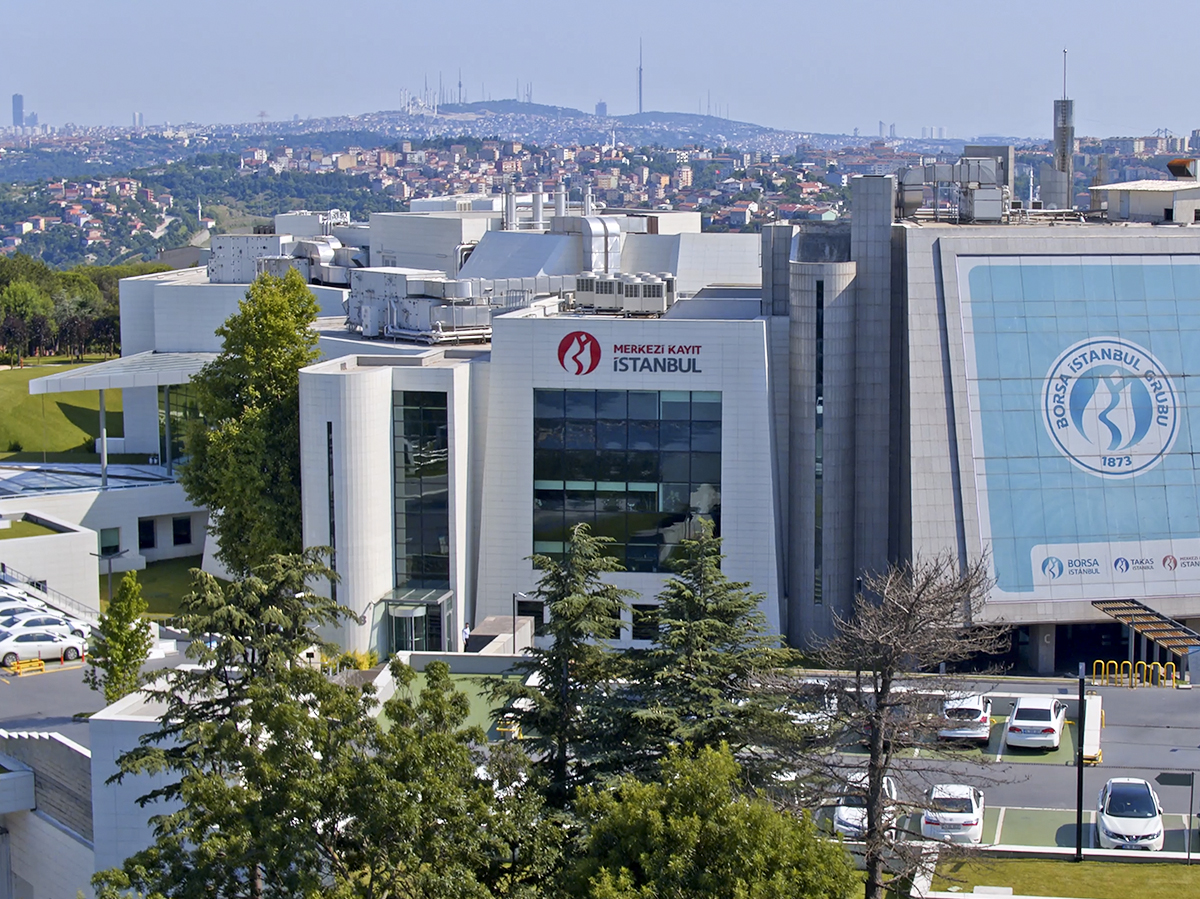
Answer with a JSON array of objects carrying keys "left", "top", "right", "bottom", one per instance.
[
  {"left": 554, "top": 181, "right": 567, "bottom": 217},
  {"left": 532, "top": 180, "right": 544, "bottom": 230}
]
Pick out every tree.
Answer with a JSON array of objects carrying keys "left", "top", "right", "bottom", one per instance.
[
  {"left": 180, "top": 269, "right": 320, "bottom": 574},
  {"left": 490, "top": 523, "right": 633, "bottom": 804},
  {"left": 567, "top": 744, "right": 856, "bottom": 899},
  {"left": 0, "top": 279, "right": 53, "bottom": 322},
  {"left": 609, "top": 520, "right": 801, "bottom": 780},
  {"left": 817, "top": 553, "right": 1010, "bottom": 899},
  {"left": 83, "top": 571, "right": 154, "bottom": 705}
]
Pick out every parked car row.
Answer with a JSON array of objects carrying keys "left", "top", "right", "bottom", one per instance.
[
  {"left": 822, "top": 774, "right": 1164, "bottom": 851},
  {"left": 0, "top": 583, "right": 93, "bottom": 667}
]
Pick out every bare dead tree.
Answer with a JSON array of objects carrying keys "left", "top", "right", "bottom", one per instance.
[{"left": 810, "top": 551, "right": 1011, "bottom": 899}]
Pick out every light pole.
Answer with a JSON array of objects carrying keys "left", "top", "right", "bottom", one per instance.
[
  {"left": 513, "top": 591, "right": 529, "bottom": 653},
  {"left": 90, "top": 548, "right": 129, "bottom": 606}
]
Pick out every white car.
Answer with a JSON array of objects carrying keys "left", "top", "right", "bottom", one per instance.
[
  {"left": 938, "top": 693, "right": 992, "bottom": 743},
  {"left": 1096, "top": 778, "right": 1164, "bottom": 851},
  {"left": 0, "top": 629, "right": 84, "bottom": 666},
  {"left": 827, "top": 772, "right": 898, "bottom": 839},
  {"left": 0, "top": 595, "right": 46, "bottom": 614},
  {"left": 0, "top": 612, "right": 90, "bottom": 640},
  {"left": 1004, "top": 696, "right": 1067, "bottom": 751},
  {"left": 921, "top": 784, "right": 985, "bottom": 843}
]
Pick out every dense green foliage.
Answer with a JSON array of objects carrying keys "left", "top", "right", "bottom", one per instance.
[
  {"left": 604, "top": 521, "right": 802, "bottom": 781},
  {"left": 0, "top": 254, "right": 168, "bottom": 360},
  {"left": 491, "top": 523, "right": 634, "bottom": 804},
  {"left": 568, "top": 745, "right": 855, "bottom": 899},
  {"left": 133, "top": 152, "right": 403, "bottom": 220},
  {"left": 180, "top": 269, "right": 320, "bottom": 575},
  {"left": 84, "top": 571, "right": 153, "bottom": 704},
  {"left": 94, "top": 552, "right": 563, "bottom": 899}
]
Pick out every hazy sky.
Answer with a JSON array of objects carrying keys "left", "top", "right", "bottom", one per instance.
[{"left": 2, "top": 0, "right": 1190, "bottom": 139}]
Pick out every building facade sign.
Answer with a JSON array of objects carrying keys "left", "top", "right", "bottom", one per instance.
[{"left": 958, "top": 255, "right": 1200, "bottom": 603}]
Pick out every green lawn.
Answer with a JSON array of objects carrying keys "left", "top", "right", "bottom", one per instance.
[
  {"left": 0, "top": 361, "right": 124, "bottom": 458},
  {"left": 0, "top": 518, "right": 61, "bottom": 540},
  {"left": 934, "top": 859, "right": 1200, "bottom": 898},
  {"left": 100, "top": 555, "right": 209, "bottom": 619}
]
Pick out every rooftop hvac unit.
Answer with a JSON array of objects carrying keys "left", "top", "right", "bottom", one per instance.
[
  {"left": 657, "top": 272, "right": 677, "bottom": 306},
  {"left": 593, "top": 274, "right": 621, "bottom": 311},
  {"left": 638, "top": 275, "right": 667, "bottom": 314},
  {"left": 362, "top": 301, "right": 387, "bottom": 338},
  {"left": 575, "top": 271, "right": 597, "bottom": 304}
]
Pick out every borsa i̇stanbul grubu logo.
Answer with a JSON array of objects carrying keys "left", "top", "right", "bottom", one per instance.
[
  {"left": 1041, "top": 337, "right": 1178, "bottom": 479},
  {"left": 558, "top": 331, "right": 601, "bottom": 375}
]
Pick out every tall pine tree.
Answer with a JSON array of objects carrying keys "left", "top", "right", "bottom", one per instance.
[{"left": 490, "top": 523, "right": 633, "bottom": 804}]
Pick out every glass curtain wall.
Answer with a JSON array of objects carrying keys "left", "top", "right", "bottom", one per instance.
[
  {"left": 393, "top": 391, "right": 450, "bottom": 589},
  {"left": 533, "top": 389, "right": 722, "bottom": 572}
]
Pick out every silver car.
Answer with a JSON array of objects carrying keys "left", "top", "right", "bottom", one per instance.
[{"left": 938, "top": 693, "right": 992, "bottom": 743}]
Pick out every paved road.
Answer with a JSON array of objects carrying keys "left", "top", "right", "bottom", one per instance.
[{"left": 0, "top": 652, "right": 181, "bottom": 746}]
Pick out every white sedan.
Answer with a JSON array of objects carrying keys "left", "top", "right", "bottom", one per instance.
[
  {"left": 921, "top": 784, "right": 985, "bottom": 843},
  {"left": 827, "top": 772, "right": 898, "bottom": 839},
  {"left": 1097, "top": 778, "right": 1164, "bottom": 851},
  {"left": 0, "top": 612, "right": 90, "bottom": 639},
  {"left": 0, "top": 629, "right": 85, "bottom": 666},
  {"left": 1004, "top": 696, "right": 1067, "bottom": 751},
  {"left": 938, "top": 693, "right": 992, "bottom": 743}
]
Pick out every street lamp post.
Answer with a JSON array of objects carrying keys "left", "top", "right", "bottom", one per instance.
[
  {"left": 90, "top": 548, "right": 129, "bottom": 605},
  {"left": 512, "top": 591, "right": 529, "bottom": 653}
]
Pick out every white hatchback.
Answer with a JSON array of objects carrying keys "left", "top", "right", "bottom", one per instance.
[
  {"left": 1004, "top": 696, "right": 1067, "bottom": 751},
  {"left": 1097, "top": 778, "right": 1164, "bottom": 851},
  {"left": 0, "top": 611, "right": 90, "bottom": 639},
  {"left": 921, "top": 784, "right": 985, "bottom": 843}
]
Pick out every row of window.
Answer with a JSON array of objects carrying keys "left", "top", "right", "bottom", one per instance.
[
  {"left": 536, "top": 418, "right": 721, "bottom": 452},
  {"left": 109, "top": 517, "right": 194, "bottom": 553},
  {"left": 535, "top": 389, "right": 721, "bottom": 422},
  {"left": 518, "top": 598, "right": 661, "bottom": 641},
  {"left": 534, "top": 450, "right": 721, "bottom": 485}
]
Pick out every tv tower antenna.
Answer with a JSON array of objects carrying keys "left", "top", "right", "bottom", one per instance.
[
  {"left": 458, "top": 68, "right": 463, "bottom": 105},
  {"left": 1062, "top": 47, "right": 1067, "bottom": 100},
  {"left": 638, "top": 39, "right": 643, "bottom": 115}
]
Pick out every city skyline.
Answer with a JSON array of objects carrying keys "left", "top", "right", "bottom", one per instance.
[{"left": 0, "top": 0, "right": 1194, "bottom": 140}]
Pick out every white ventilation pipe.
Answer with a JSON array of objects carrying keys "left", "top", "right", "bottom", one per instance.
[{"left": 532, "top": 180, "right": 544, "bottom": 230}]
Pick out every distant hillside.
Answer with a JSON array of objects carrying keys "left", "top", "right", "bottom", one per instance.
[{"left": 439, "top": 100, "right": 588, "bottom": 118}]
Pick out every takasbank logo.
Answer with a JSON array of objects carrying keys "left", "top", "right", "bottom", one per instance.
[
  {"left": 1041, "top": 556, "right": 1064, "bottom": 579},
  {"left": 557, "top": 331, "right": 601, "bottom": 375},
  {"left": 1041, "top": 337, "right": 1178, "bottom": 479}
]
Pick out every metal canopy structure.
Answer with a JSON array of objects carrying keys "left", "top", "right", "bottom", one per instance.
[
  {"left": 27, "top": 351, "right": 215, "bottom": 485},
  {"left": 1091, "top": 599, "right": 1200, "bottom": 655}
]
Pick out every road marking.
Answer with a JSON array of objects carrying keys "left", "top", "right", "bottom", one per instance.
[
  {"left": 993, "top": 806, "right": 1006, "bottom": 844},
  {"left": 0, "top": 676, "right": 9, "bottom": 684},
  {"left": 994, "top": 738, "right": 1004, "bottom": 762}
]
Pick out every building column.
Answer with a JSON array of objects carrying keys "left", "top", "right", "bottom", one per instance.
[
  {"left": 1031, "top": 623, "right": 1056, "bottom": 675},
  {"left": 98, "top": 388, "right": 108, "bottom": 488}
]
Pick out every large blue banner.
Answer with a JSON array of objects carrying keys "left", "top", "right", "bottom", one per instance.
[{"left": 958, "top": 256, "right": 1200, "bottom": 601}]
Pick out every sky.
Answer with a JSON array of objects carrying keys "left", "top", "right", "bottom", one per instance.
[{"left": 1, "top": 0, "right": 1191, "bottom": 140}]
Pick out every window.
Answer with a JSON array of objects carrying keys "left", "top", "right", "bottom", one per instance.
[
  {"left": 533, "top": 389, "right": 721, "bottom": 572},
  {"left": 394, "top": 391, "right": 450, "bottom": 589},
  {"left": 138, "top": 518, "right": 156, "bottom": 550},
  {"left": 632, "top": 604, "right": 659, "bottom": 641},
  {"left": 517, "top": 599, "right": 547, "bottom": 636},
  {"left": 99, "top": 528, "right": 120, "bottom": 556},
  {"left": 172, "top": 516, "right": 192, "bottom": 546}
]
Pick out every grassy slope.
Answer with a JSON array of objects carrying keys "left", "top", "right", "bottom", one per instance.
[
  {"left": 934, "top": 859, "right": 1200, "bottom": 898},
  {"left": 99, "top": 555, "right": 210, "bottom": 619},
  {"left": 0, "top": 361, "right": 125, "bottom": 459}
]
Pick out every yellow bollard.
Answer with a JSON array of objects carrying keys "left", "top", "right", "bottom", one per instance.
[
  {"left": 1149, "top": 661, "right": 1164, "bottom": 687},
  {"left": 1106, "top": 660, "right": 1118, "bottom": 685},
  {"left": 1093, "top": 659, "right": 1105, "bottom": 686},
  {"left": 1135, "top": 660, "right": 1147, "bottom": 687},
  {"left": 1120, "top": 660, "right": 1133, "bottom": 687},
  {"left": 1165, "top": 661, "right": 1178, "bottom": 688}
]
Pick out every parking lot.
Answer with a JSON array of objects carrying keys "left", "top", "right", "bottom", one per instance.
[{"left": 820, "top": 676, "right": 1200, "bottom": 854}]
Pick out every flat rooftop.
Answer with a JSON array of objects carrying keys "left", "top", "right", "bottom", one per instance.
[{"left": 0, "top": 463, "right": 174, "bottom": 496}]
